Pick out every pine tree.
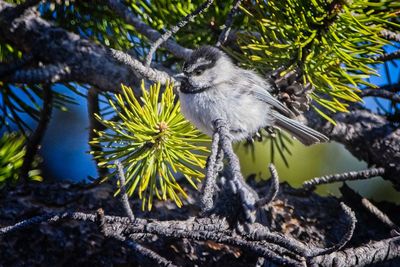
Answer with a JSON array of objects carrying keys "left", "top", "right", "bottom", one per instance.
[{"left": 0, "top": 1, "right": 399, "bottom": 266}]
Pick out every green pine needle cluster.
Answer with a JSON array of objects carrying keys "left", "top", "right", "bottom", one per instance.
[
  {"left": 237, "top": 0, "right": 399, "bottom": 123},
  {"left": 0, "top": 133, "right": 42, "bottom": 187},
  {"left": 90, "top": 82, "right": 210, "bottom": 211}
]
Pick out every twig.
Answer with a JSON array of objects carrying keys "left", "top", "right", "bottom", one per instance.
[
  {"left": 214, "top": 119, "right": 258, "bottom": 222},
  {"left": 0, "top": 0, "right": 41, "bottom": 21},
  {"left": 242, "top": 223, "right": 309, "bottom": 257},
  {"left": 200, "top": 131, "right": 220, "bottom": 212},
  {"left": 360, "top": 88, "right": 400, "bottom": 103},
  {"left": 374, "top": 49, "right": 400, "bottom": 61},
  {"left": 380, "top": 29, "right": 400, "bottom": 43},
  {"left": 302, "top": 167, "right": 385, "bottom": 191},
  {"left": 115, "top": 161, "right": 135, "bottom": 221},
  {"left": 87, "top": 87, "right": 108, "bottom": 178},
  {"left": 105, "top": 0, "right": 192, "bottom": 60},
  {"left": 126, "top": 221, "right": 303, "bottom": 266},
  {"left": 0, "top": 212, "right": 96, "bottom": 235},
  {"left": 361, "top": 198, "right": 400, "bottom": 233},
  {"left": 110, "top": 49, "right": 173, "bottom": 84},
  {"left": 144, "top": 0, "right": 214, "bottom": 67},
  {"left": 20, "top": 84, "right": 53, "bottom": 180},
  {"left": 216, "top": 0, "right": 243, "bottom": 47},
  {"left": 123, "top": 240, "right": 179, "bottom": 267},
  {"left": 340, "top": 183, "right": 400, "bottom": 234},
  {"left": 256, "top": 163, "right": 280, "bottom": 208},
  {"left": 308, "top": 202, "right": 356, "bottom": 257},
  {"left": 96, "top": 208, "right": 176, "bottom": 266}
]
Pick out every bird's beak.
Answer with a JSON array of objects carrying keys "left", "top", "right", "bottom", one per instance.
[{"left": 173, "top": 73, "right": 186, "bottom": 81}]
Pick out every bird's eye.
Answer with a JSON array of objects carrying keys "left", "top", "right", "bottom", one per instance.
[{"left": 194, "top": 69, "right": 203, "bottom": 76}]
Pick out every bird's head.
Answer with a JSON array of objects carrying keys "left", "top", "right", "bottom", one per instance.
[{"left": 175, "top": 46, "right": 236, "bottom": 94}]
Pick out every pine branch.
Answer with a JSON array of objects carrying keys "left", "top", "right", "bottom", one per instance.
[
  {"left": 360, "top": 88, "right": 400, "bottom": 103},
  {"left": 109, "top": 48, "right": 174, "bottom": 84},
  {"left": 87, "top": 87, "right": 108, "bottom": 178},
  {"left": 374, "top": 49, "right": 400, "bottom": 61},
  {"left": 361, "top": 198, "right": 400, "bottom": 233},
  {"left": 302, "top": 167, "right": 385, "bottom": 191},
  {"left": 96, "top": 208, "right": 178, "bottom": 267},
  {"left": 216, "top": 0, "right": 243, "bottom": 47},
  {"left": 104, "top": 0, "right": 192, "bottom": 60},
  {"left": 115, "top": 161, "right": 135, "bottom": 221},
  {"left": 380, "top": 29, "right": 400, "bottom": 43},
  {"left": 256, "top": 163, "right": 280, "bottom": 208},
  {"left": 213, "top": 118, "right": 259, "bottom": 222},
  {"left": 20, "top": 84, "right": 53, "bottom": 180},
  {"left": 307, "top": 203, "right": 356, "bottom": 257},
  {"left": 4, "top": 63, "right": 71, "bottom": 84},
  {"left": 310, "top": 236, "right": 400, "bottom": 266},
  {"left": 200, "top": 130, "right": 220, "bottom": 212},
  {"left": 144, "top": 0, "right": 214, "bottom": 67},
  {"left": 0, "top": 54, "right": 32, "bottom": 78},
  {"left": 340, "top": 183, "right": 400, "bottom": 234}
]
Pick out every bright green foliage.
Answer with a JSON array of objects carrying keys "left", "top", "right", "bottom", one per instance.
[
  {"left": 40, "top": 2, "right": 137, "bottom": 51},
  {"left": 0, "top": 133, "right": 42, "bottom": 187},
  {"left": 237, "top": 0, "right": 399, "bottom": 123},
  {"left": 39, "top": 1, "right": 246, "bottom": 61},
  {"left": 126, "top": 1, "right": 247, "bottom": 48},
  {"left": 91, "top": 82, "right": 210, "bottom": 211}
]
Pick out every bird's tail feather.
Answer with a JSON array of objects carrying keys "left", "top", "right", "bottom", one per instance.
[{"left": 272, "top": 112, "right": 329, "bottom": 146}]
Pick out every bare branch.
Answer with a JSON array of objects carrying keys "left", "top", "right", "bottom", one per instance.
[
  {"left": 360, "top": 88, "right": 400, "bottom": 103},
  {"left": 256, "top": 163, "right": 279, "bottom": 208},
  {"left": 308, "top": 202, "right": 356, "bottom": 257},
  {"left": 310, "top": 236, "right": 400, "bottom": 266},
  {"left": 374, "top": 49, "right": 400, "bottom": 61},
  {"left": 115, "top": 161, "right": 135, "bottom": 221},
  {"left": 242, "top": 223, "right": 310, "bottom": 257},
  {"left": 0, "top": 0, "right": 41, "bottom": 21},
  {"left": 302, "top": 167, "right": 385, "bottom": 191},
  {"left": 214, "top": 119, "right": 258, "bottom": 222},
  {"left": 4, "top": 63, "right": 71, "bottom": 84},
  {"left": 216, "top": 0, "right": 243, "bottom": 47},
  {"left": 200, "top": 130, "right": 220, "bottom": 212},
  {"left": 123, "top": 240, "right": 180, "bottom": 267},
  {"left": 0, "top": 212, "right": 96, "bottom": 235},
  {"left": 87, "top": 87, "right": 108, "bottom": 178},
  {"left": 144, "top": 0, "right": 214, "bottom": 67},
  {"left": 20, "top": 84, "right": 53, "bottom": 180},
  {"left": 104, "top": 0, "right": 192, "bottom": 60},
  {"left": 0, "top": 54, "right": 32, "bottom": 78},
  {"left": 361, "top": 198, "right": 400, "bottom": 233},
  {"left": 380, "top": 29, "right": 400, "bottom": 42},
  {"left": 109, "top": 48, "right": 174, "bottom": 85},
  {"left": 340, "top": 183, "right": 400, "bottom": 234},
  {"left": 0, "top": 1, "right": 139, "bottom": 91}
]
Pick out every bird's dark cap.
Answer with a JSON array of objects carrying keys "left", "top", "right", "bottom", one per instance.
[{"left": 183, "top": 46, "right": 223, "bottom": 71}]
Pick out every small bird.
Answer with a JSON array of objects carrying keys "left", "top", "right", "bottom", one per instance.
[{"left": 176, "top": 46, "right": 328, "bottom": 145}]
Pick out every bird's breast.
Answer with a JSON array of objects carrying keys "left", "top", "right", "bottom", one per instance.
[{"left": 179, "top": 87, "right": 271, "bottom": 140}]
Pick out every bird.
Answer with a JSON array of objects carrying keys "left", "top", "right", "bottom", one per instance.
[{"left": 175, "top": 45, "right": 328, "bottom": 145}]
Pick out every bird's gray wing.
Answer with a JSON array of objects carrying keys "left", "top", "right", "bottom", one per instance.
[
  {"left": 272, "top": 111, "right": 329, "bottom": 145},
  {"left": 251, "top": 85, "right": 294, "bottom": 117}
]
